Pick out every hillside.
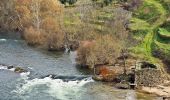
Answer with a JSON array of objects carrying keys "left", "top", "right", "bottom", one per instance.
[
  {"left": 0, "top": 0, "right": 170, "bottom": 99},
  {"left": 130, "top": 0, "right": 170, "bottom": 71},
  {"left": 63, "top": 0, "right": 170, "bottom": 70}
]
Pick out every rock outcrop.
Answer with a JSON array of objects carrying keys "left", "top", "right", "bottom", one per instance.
[{"left": 93, "top": 65, "right": 123, "bottom": 82}]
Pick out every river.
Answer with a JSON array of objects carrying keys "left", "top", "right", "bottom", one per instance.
[{"left": 0, "top": 32, "right": 162, "bottom": 100}]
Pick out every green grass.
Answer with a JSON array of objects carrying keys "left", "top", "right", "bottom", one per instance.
[
  {"left": 158, "top": 28, "right": 170, "bottom": 38},
  {"left": 134, "top": 0, "right": 166, "bottom": 24},
  {"left": 129, "top": 18, "right": 151, "bottom": 31},
  {"left": 154, "top": 40, "right": 170, "bottom": 54},
  {"left": 64, "top": 0, "right": 170, "bottom": 65},
  {"left": 131, "top": 0, "right": 167, "bottom": 65}
]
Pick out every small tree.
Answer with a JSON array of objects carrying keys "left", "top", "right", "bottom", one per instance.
[
  {"left": 59, "top": 0, "right": 77, "bottom": 5},
  {"left": 14, "top": 0, "right": 64, "bottom": 49},
  {"left": 106, "top": 8, "right": 132, "bottom": 74},
  {"left": 77, "top": 35, "right": 121, "bottom": 68},
  {"left": 0, "top": 0, "right": 16, "bottom": 30},
  {"left": 103, "top": 0, "right": 113, "bottom": 6}
]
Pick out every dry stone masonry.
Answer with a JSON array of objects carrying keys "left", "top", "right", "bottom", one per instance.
[{"left": 135, "top": 62, "right": 164, "bottom": 87}]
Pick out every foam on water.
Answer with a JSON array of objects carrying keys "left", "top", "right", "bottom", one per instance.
[
  {"left": 14, "top": 76, "right": 93, "bottom": 100},
  {"left": 125, "top": 91, "right": 136, "bottom": 100},
  {"left": 70, "top": 51, "right": 77, "bottom": 64},
  {"left": 0, "top": 65, "right": 8, "bottom": 70},
  {"left": 0, "top": 39, "right": 7, "bottom": 42},
  {"left": 0, "top": 65, "right": 30, "bottom": 79}
]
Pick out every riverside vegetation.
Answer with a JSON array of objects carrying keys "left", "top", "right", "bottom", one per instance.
[{"left": 0, "top": 0, "right": 170, "bottom": 98}]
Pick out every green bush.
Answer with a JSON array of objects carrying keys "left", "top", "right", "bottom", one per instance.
[
  {"left": 158, "top": 28, "right": 170, "bottom": 39},
  {"left": 103, "top": 0, "right": 113, "bottom": 5},
  {"left": 59, "top": 0, "right": 77, "bottom": 5}
]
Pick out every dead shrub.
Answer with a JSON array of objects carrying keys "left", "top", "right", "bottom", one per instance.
[
  {"left": 77, "top": 35, "right": 121, "bottom": 68},
  {"left": 47, "top": 31, "right": 65, "bottom": 51},
  {"left": 24, "top": 26, "right": 45, "bottom": 46},
  {"left": 41, "top": 17, "right": 65, "bottom": 50}
]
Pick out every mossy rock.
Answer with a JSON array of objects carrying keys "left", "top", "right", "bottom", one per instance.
[
  {"left": 158, "top": 28, "right": 170, "bottom": 39},
  {"left": 14, "top": 67, "right": 26, "bottom": 73}
]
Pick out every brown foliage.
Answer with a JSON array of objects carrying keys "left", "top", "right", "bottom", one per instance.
[
  {"left": 41, "top": 16, "right": 65, "bottom": 50},
  {"left": 15, "top": 5, "right": 31, "bottom": 28},
  {"left": 77, "top": 35, "right": 121, "bottom": 68},
  {"left": 24, "top": 26, "right": 45, "bottom": 45},
  {"left": 42, "top": 17, "right": 59, "bottom": 31},
  {"left": 13, "top": 0, "right": 65, "bottom": 50},
  {"left": 0, "top": 0, "right": 15, "bottom": 30},
  {"left": 47, "top": 31, "right": 65, "bottom": 51}
]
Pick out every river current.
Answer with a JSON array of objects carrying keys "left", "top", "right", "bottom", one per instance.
[{"left": 0, "top": 32, "right": 161, "bottom": 100}]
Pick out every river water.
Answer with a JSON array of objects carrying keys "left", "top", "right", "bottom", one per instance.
[{"left": 0, "top": 32, "right": 161, "bottom": 100}]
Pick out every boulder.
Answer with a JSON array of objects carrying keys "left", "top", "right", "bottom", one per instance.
[
  {"left": 92, "top": 75, "right": 103, "bottom": 81},
  {"left": 7, "top": 65, "right": 14, "bottom": 69},
  {"left": 115, "top": 83, "right": 130, "bottom": 89},
  {"left": 162, "top": 96, "right": 170, "bottom": 100},
  {"left": 93, "top": 65, "right": 120, "bottom": 82},
  {"left": 14, "top": 67, "right": 26, "bottom": 73}
]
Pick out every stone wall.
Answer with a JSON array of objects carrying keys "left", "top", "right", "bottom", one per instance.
[{"left": 135, "top": 68, "right": 163, "bottom": 87}]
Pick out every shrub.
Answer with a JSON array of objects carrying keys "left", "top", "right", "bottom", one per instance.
[
  {"left": 158, "top": 28, "right": 170, "bottom": 39},
  {"left": 47, "top": 31, "right": 65, "bottom": 51},
  {"left": 77, "top": 35, "right": 121, "bottom": 68},
  {"left": 24, "top": 26, "right": 45, "bottom": 46},
  {"left": 59, "top": 0, "right": 77, "bottom": 5},
  {"left": 14, "top": 0, "right": 65, "bottom": 50},
  {"left": 41, "top": 16, "right": 65, "bottom": 50},
  {"left": 103, "top": 0, "right": 113, "bottom": 6}
]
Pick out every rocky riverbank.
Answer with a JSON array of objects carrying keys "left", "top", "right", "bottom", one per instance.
[
  {"left": 91, "top": 55, "right": 170, "bottom": 94},
  {"left": 138, "top": 80, "right": 170, "bottom": 98}
]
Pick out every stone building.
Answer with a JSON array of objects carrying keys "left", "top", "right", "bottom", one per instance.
[{"left": 135, "top": 62, "right": 164, "bottom": 87}]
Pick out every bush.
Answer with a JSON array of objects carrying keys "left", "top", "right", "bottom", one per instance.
[
  {"left": 59, "top": 0, "right": 77, "bottom": 5},
  {"left": 41, "top": 17, "right": 65, "bottom": 50},
  {"left": 158, "top": 28, "right": 170, "bottom": 39},
  {"left": 77, "top": 35, "right": 121, "bottom": 68},
  {"left": 47, "top": 31, "right": 65, "bottom": 51},
  {"left": 24, "top": 27, "right": 45, "bottom": 46},
  {"left": 103, "top": 0, "right": 113, "bottom": 5},
  {"left": 91, "top": 0, "right": 113, "bottom": 6}
]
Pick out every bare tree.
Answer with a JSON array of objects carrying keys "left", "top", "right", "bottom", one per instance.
[
  {"left": 106, "top": 8, "right": 132, "bottom": 74},
  {"left": 30, "top": 0, "right": 41, "bottom": 31}
]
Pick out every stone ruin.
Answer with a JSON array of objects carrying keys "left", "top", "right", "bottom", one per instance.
[{"left": 135, "top": 61, "right": 164, "bottom": 87}]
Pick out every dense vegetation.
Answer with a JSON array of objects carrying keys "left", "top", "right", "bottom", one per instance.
[{"left": 0, "top": 0, "right": 170, "bottom": 72}]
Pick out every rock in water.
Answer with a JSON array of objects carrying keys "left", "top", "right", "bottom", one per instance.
[
  {"left": 7, "top": 65, "right": 14, "bottom": 69},
  {"left": 14, "top": 67, "right": 26, "bottom": 73}
]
